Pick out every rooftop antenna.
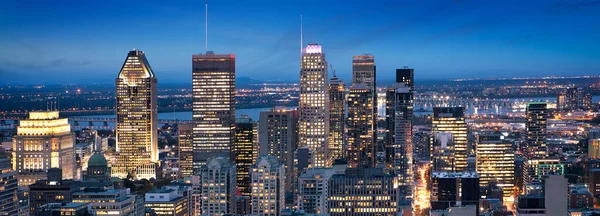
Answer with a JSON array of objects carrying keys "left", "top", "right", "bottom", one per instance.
[
  {"left": 205, "top": 0, "right": 209, "bottom": 53},
  {"left": 300, "top": 15, "right": 303, "bottom": 55}
]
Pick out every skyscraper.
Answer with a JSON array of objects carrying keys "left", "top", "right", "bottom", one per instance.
[
  {"left": 112, "top": 50, "right": 159, "bottom": 180},
  {"left": 351, "top": 55, "right": 377, "bottom": 164},
  {"left": 431, "top": 107, "right": 468, "bottom": 172},
  {"left": 250, "top": 156, "right": 285, "bottom": 216},
  {"left": 525, "top": 102, "right": 547, "bottom": 159},
  {"left": 200, "top": 156, "right": 237, "bottom": 216},
  {"left": 384, "top": 67, "right": 414, "bottom": 197},
  {"left": 192, "top": 52, "right": 236, "bottom": 171},
  {"left": 234, "top": 116, "right": 256, "bottom": 197},
  {"left": 476, "top": 132, "right": 515, "bottom": 201},
  {"left": 299, "top": 44, "right": 329, "bottom": 168},
  {"left": 178, "top": 123, "right": 194, "bottom": 177},
  {"left": 347, "top": 85, "right": 375, "bottom": 168},
  {"left": 259, "top": 107, "right": 298, "bottom": 194},
  {"left": 328, "top": 75, "right": 346, "bottom": 161},
  {"left": 0, "top": 158, "right": 18, "bottom": 215},
  {"left": 13, "top": 111, "right": 75, "bottom": 186}
]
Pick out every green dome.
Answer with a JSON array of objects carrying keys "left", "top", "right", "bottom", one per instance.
[{"left": 88, "top": 153, "right": 108, "bottom": 167}]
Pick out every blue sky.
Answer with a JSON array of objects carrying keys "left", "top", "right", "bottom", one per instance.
[{"left": 1, "top": 0, "right": 600, "bottom": 84}]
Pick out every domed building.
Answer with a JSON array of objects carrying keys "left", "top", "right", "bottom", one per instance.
[{"left": 84, "top": 152, "right": 111, "bottom": 181}]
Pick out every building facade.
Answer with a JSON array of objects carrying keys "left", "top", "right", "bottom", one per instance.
[
  {"left": 250, "top": 156, "right": 285, "bottom": 216},
  {"left": 178, "top": 123, "right": 194, "bottom": 178},
  {"left": 0, "top": 158, "right": 18, "bottom": 215},
  {"left": 13, "top": 111, "right": 75, "bottom": 186},
  {"left": 328, "top": 168, "right": 399, "bottom": 215},
  {"left": 476, "top": 133, "right": 515, "bottom": 201},
  {"left": 299, "top": 44, "right": 329, "bottom": 168},
  {"left": 72, "top": 188, "right": 143, "bottom": 216},
  {"left": 296, "top": 165, "right": 347, "bottom": 214},
  {"left": 431, "top": 107, "right": 468, "bottom": 172},
  {"left": 259, "top": 107, "right": 298, "bottom": 194},
  {"left": 384, "top": 67, "right": 415, "bottom": 198},
  {"left": 200, "top": 156, "right": 236, "bottom": 216},
  {"left": 347, "top": 85, "right": 375, "bottom": 168},
  {"left": 112, "top": 50, "right": 159, "bottom": 180},
  {"left": 233, "top": 116, "right": 256, "bottom": 197},
  {"left": 145, "top": 187, "right": 189, "bottom": 216},
  {"left": 525, "top": 102, "right": 547, "bottom": 159},
  {"left": 192, "top": 52, "right": 236, "bottom": 172},
  {"left": 328, "top": 75, "right": 346, "bottom": 161},
  {"left": 430, "top": 172, "right": 480, "bottom": 215}
]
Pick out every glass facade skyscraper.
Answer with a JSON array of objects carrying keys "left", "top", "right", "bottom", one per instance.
[
  {"left": 112, "top": 49, "right": 158, "bottom": 180},
  {"left": 192, "top": 52, "right": 236, "bottom": 172},
  {"left": 299, "top": 44, "right": 329, "bottom": 168}
]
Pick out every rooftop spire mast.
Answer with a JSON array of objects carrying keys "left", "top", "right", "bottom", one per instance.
[
  {"left": 205, "top": 0, "right": 208, "bottom": 53},
  {"left": 300, "top": 15, "right": 303, "bottom": 55}
]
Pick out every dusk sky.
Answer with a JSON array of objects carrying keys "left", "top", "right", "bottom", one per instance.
[{"left": 1, "top": 0, "right": 600, "bottom": 84}]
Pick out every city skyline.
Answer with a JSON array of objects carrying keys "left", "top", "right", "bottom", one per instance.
[{"left": 2, "top": 0, "right": 600, "bottom": 84}]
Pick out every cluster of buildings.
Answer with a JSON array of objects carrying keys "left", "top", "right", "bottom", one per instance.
[{"left": 2, "top": 43, "right": 600, "bottom": 216}]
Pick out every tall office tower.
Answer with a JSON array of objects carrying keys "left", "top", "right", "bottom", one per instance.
[
  {"left": 112, "top": 50, "right": 159, "bottom": 180},
  {"left": 234, "top": 116, "right": 256, "bottom": 197},
  {"left": 299, "top": 44, "right": 330, "bottom": 168},
  {"left": 328, "top": 75, "right": 346, "bottom": 161},
  {"left": 13, "top": 111, "right": 75, "bottom": 186},
  {"left": 200, "top": 156, "right": 237, "bottom": 216},
  {"left": 476, "top": 133, "right": 515, "bottom": 202},
  {"left": 347, "top": 85, "right": 375, "bottom": 168},
  {"left": 525, "top": 102, "right": 547, "bottom": 159},
  {"left": 0, "top": 158, "right": 18, "bottom": 215},
  {"left": 431, "top": 107, "right": 468, "bottom": 172},
  {"left": 384, "top": 67, "right": 414, "bottom": 198},
  {"left": 328, "top": 168, "right": 400, "bottom": 215},
  {"left": 259, "top": 107, "right": 298, "bottom": 194},
  {"left": 430, "top": 172, "right": 480, "bottom": 215},
  {"left": 351, "top": 55, "right": 377, "bottom": 163},
  {"left": 250, "top": 156, "right": 285, "bottom": 216},
  {"left": 297, "top": 165, "right": 347, "bottom": 214},
  {"left": 192, "top": 52, "right": 236, "bottom": 172},
  {"left": 178, "top": 123, "right": 194, "bottom": 177},
  {"left": 556, "top": 92, "right": 566, "bottom": 111}
]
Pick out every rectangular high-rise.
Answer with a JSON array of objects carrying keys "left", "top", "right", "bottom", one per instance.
[
  {"left": 234, "top": 116, "right": 256, "bottom": 197},
  {"left": 351, "top": 55, "right": 377, "bottom": 164},
  {"left": 431, "top": 107, "right": 468, "bottom": 172},
  {"left": 347, "top": 85, "right": 375, "bottom": 168},
  {"left": 192, "top": 52, "right": 236, "bottom": 171},
  {"left": 13, "top": 111, "right": 76, "bottom": 186},
  {"left": 328, "top": 76, "right": 346, "bottom": 161},
  {"left": 384, "top": 67, "right": 414, "bottom": 198},
  {"left": 251, "top": 156, "right": 285, "bottom": 216},
  {"left": 0, "top": 158, "right": 18, "bottom": 215},
  {"left": 112, "top": 50, "right": 159, "bottom": 180},
  {"left": 299, "top": 44, "right": 329, "bottom": 168},
  {"left": 259, "top": 107, "right": 298, "bottom": 194},
  {"left": 200, "top": 156, "right": 237, "bottom": 216},
  {"left": 525, "top": 102, "right": 547, "bottom": 159},
  {"left": 178, "top": 123, "right": 194, "bottom": 177},
  {"left": 476, "top": 133, "right": 515, "bottom": 201}
]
